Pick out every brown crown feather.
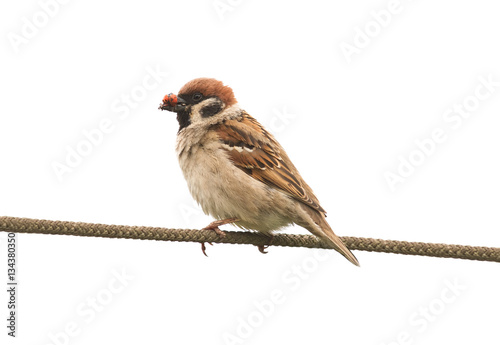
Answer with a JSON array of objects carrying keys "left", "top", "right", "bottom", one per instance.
[{"left": 178, "top": 78, "right": 237, "bottom": 107}]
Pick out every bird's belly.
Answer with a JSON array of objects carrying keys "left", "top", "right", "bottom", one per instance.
[{"left": 178, "top": 145, "right": 293, "bottom": 232}]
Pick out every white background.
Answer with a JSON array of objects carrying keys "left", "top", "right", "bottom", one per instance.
[{"left": 1, "top": 0, "right": 499, "bottom": 344}]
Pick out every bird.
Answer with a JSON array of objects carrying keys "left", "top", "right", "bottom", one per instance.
[{"left": 158, "top": 78, "right": 359, "bottom": 266}]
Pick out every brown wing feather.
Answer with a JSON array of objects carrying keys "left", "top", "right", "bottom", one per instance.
[{"left": 213, "top": 112, "right": 326, "bottom": 214}]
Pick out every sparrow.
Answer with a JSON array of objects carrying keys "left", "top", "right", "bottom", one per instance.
[{"left": 158, "top": 78, "right": 359, "bottom": 266}]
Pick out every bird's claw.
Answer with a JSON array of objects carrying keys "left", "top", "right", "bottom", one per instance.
[
  {"left": 201, "top": 242, "right": 213, "bottom": 257},
  {"left": 200, "top": 218, "right": 240, "bottom": 256},
  {"left": 258, "top": 244, "right": 269, "bottom": 254},
  {"left": 200, "top": 227, "right": 224, "bottom": 257},
  {"left": 257, "top": 233, "right": 275, "bottom": 254}
]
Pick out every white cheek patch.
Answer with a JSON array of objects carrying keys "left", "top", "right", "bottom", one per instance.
[
  {"left": 190, "top": 98, "right": 223, "bottom": 123},
  {"left": 190, "top": 103, "right": 244, "bottom": 129},
  {"left": 189, "top": 101, "right": 206, "bottom": 124}
]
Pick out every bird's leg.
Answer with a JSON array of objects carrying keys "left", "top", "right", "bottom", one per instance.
[
  {"left": 201, "top": 217, "right": 240, "bottom": 235},
  {"left": 258, "top": 233, "right": 275, "bottom": 254},
  {"left": 200, "top": 217, "right": 240, "bottom": 256}
]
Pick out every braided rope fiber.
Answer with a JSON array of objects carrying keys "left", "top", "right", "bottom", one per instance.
[{"left": 1, "top": 216, "right": 499, "bottom": 263}]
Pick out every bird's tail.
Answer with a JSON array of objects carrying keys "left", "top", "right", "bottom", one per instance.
[
  {"left": 300, "top": 205, "right": 360, "bottom": 266},
  {"left": 318, "top": 218, "right": 359, "bottom": 266}
]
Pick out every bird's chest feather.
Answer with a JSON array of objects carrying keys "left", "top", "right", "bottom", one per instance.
[
  {"left": 176, "top": 130, "right": 244, "bottom": 216},
  {"left": 175, "top": 127, "right": 295, "bottom": 231}
]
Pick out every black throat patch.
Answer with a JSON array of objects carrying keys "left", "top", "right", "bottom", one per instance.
[{"left": 176, "top": 108, "right": 191, "bottom": 132}]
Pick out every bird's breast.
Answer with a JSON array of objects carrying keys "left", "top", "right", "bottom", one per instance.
[{"left": 175, "top": 131, "right": 294, "bottom": 231}]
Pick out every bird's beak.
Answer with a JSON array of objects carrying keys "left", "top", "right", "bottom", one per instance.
[{"left": 158, "top": 93, "right": 187, "bottom": 113}]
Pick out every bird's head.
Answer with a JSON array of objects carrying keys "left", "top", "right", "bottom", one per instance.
[{"left": 159, "top": 78, "right": 237, "bottom": 132}]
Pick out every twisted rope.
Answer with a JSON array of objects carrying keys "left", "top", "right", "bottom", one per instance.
[{"left": 1, "top": 216, "right": 499, "bottom": 263}]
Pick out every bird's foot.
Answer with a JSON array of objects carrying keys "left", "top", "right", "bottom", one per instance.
[
  {"left": 200, "top": 217, "right": 240, "bottom": 256},
  {"left": 201, "top": 242, "right": 212, "bottom": 257},
  {"left": 257, "top": 233, "right": 275, "bottom": 254}
]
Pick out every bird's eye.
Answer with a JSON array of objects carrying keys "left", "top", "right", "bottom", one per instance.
[{"left": 192, "top": 93, "right": 203, "bottom": 102}]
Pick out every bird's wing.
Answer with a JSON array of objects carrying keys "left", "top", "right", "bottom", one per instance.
[{"left": 212, "top": 111, "right": 326, "bottom": 214}]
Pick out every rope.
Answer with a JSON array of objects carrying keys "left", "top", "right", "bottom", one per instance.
[{"left": 1, "top": 216, "right": 499, "bottom": 263}]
